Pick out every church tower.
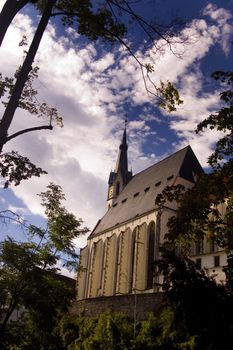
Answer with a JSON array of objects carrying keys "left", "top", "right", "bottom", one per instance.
[{"left": 107, "top": 127, "right": 132, "bottom": 209}]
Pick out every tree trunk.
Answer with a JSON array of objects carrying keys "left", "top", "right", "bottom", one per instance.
[
  {"left": 0, "top": 0, "right": 30, "bottom": 46},
  {"left": 0, "top": 284, "right": 27, "bottom": 337},
  {"left": 0, "top": 0, "right": 56, "bottom": 153}
]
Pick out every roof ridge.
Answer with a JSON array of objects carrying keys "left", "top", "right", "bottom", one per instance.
[{"left": 133, "top": 145, "right": 190, "bottom": 179}]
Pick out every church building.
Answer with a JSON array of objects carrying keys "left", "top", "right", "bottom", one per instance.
[{"left": 77, "top": 128, "right": 226, "bottom": 303}]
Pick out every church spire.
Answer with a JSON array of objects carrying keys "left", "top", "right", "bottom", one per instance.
[
  {"left": 115, "top": 125, "right": 128, "bottom": 180},
  {"left": 107, "top": 123, "right": 132, "bottom": 208}
]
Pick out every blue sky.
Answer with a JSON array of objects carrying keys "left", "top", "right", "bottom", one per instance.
[{"left": 0, "top": 0, "right": 232, "bottom": 261}]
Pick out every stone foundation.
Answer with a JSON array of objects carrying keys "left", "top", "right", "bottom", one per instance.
[{"left": 70, "top": 292, "right": 164, "bottom": 320}]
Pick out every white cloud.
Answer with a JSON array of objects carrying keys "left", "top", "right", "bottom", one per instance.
[
  {"left": 203, "top": 3, "right": 232, "bottom": 55},
  {"left": 0, "top": 1, "right": 232, "bottom": 250}
]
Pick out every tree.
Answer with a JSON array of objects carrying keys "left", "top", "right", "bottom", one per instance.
[
  {"left": 58, "top": 313, "right": 135, "bottom": 350},
  {"left": 0, "top": 0, "right": 35, "bottom": 47},
  {"left": 155, "top": 70, "right": 233, "bottom": 277},
  {"left": 0, "top": 182, "right": 89, "bottom": 343},
  {"left": 154, "top": 71, "right": 233, "bottom": 348},
  {"left": 0, "top": 0, "right": 183, "bottom": 153},
  {"left": 0, "top": 38, "right": 63, "bottom": 187},
  {"left": 0, "top": 0, "right": 57, "bottom": 152}
]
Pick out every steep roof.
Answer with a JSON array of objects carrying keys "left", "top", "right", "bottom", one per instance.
[
  {"left": 108, "top": 127, "right": 132, "bottom": 188},
  {"left": 89, "top": 146, "right": 203, "bottom": 238}
]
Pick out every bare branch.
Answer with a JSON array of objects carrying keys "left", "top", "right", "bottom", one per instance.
[
  {"left": 108, "top": 0, "right": 171, "bottom": 43},
  {"left": 0, "top": 209, "right": 26, "bottom": 227},
  {"left": 6, "top": 124, "right": 53, "bottom": 142}
]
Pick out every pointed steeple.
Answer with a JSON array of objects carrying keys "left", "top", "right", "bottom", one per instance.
[
  {"left": 107, "top": 125, "right": 132, "bottom": 207},
  {"left": 115, "top": 127, "right": 129, "bottom": 183}
]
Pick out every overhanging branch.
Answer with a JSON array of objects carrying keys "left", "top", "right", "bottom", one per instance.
[{"left": 6, "top": 124, "right": 53, "bottom": 142}]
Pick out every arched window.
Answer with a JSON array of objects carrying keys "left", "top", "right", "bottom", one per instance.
[
  {"left": 116, "top": 181, "right": 120, "bottom": 195},
  {"left": 129, "top": 228, "right": 136, "bottom": 293},
  {"left": 147, "top": 221, "right": 155, "bottom": 289}
]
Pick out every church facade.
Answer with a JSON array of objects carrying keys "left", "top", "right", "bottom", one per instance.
[{"left": 77, "top": 129, "right": 226, "bottom": 301}]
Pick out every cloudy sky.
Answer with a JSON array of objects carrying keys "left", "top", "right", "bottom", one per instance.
[{"left": 0, "top": 0, "right": 232, "bottom": 257}]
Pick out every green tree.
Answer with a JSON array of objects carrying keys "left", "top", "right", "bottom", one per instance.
[
  {"left": 156, "top": 250, "right": 233, "bottom": 349},
  {"left": 0, "top": 182, "right": 88, "bottom": 345},
  {"left": 154, "top": 71, "right": 233, "bottom": 349},
  {"left": 58, "top": 313, "right": 135, "bottom": 350}
]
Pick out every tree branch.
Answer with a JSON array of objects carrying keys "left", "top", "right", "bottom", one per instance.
[
  {"left": 108, "top": 0, "right": 170, "bottom": 42},
  {"left": 50, "top": 11, "right": 74, "bottom": 17},
  {"left": 6, "top": 124, "right": 53, "bottom": 142}
]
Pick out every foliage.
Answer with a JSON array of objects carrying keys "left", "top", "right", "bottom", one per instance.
[
  {"left": 156, "top": 249, "right": 233, "bottom": 350},
  {"left": 0, "top": 238, "right": 74, "bottom": 349},
  {"left": 154, "top": 71, "right": 233, "bottom": 348},
  {"left": 134, "top": 313, "right": 161, "bottom": 349},
  {"left": 57, "top": 313, "right": 136, "bottom": 350},
  {"left": 57, "top": 306, "right": 233, "bottom": 350},
  {"left": 0, "top": 151, "right": 47, "bottom": 188},
  {"left": 0, "top": 183, "right": 88, "bottom": 346},
  {"left": 0, "top": 48, "right": 63, "bottom": 127},
  {"left": 0, "top": 0, "right": 185, "bottom": 156},
  {"left": 0, "top": 38, "right": 62, "bottom": 187},
  {"left": 155, "top": 70, "right": 233, "bottom": 269},
  {"left": 196, "top": 71, "right": 233, "bottom": 168},
  {"left": 38, "top": 182, "right": 89, "bottom": 269},
  {"left": 156, "top": 81, "right": 183, "bottom": 112}
]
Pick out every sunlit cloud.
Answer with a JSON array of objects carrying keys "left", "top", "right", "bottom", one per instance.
[{"left": 0, "top": 1, "right": 232, "bottom": 250}]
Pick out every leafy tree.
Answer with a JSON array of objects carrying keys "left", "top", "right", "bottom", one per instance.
[
  {"left": 0, "top": 0, "right": 183, "bottom": 153},
  {"left": 0, "top": 151, "right": 47, "bottom": 188},
  {"left": 155, "top": 70, "right": 233, "bottom": 276},
  {"left": 154, "top": 71, "right": 233, "bottom": 349},
  {"left": 0, "top": 182, "right": 88, "bottom": 345},
  {"left": 58, "top": 313, "right": 135, "bottom": 350},
  {"left": 197, "top": 71, "right": 233, "bottom": 168},
  {"left": 156, "top": 250, "right": 233, "bottom": 350},
  {"left": 134, "top": 313, "right": 160, "bottom": 349}
]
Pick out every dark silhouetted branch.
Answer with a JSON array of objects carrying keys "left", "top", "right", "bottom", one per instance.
[{"left": 6, "top": 124, "right": 53, "bottom": 142}]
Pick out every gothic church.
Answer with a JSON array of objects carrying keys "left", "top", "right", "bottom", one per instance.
[{"left": 77, "top": 128, "right": 226, "bottom": 303}]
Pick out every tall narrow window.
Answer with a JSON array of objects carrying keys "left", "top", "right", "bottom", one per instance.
[
  {"left": 195, "top": 239, "right": 204, "bottom": 255},
  {"left": 214, "top": 255, "right": 220, "bottom": 267},
  {"left": 209, "top": 238, "right": 217, "bottom": 253},
  {"left": 129, "top": 229, "right": 136, "bottom": 293},
  {"left": 147, "top": 222, "right": 155, "bottom": 289}
]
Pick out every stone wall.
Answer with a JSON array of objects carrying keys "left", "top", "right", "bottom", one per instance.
[{"left": 70, "top": 292, "right": 164, "bottom": 320}]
